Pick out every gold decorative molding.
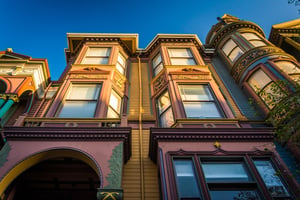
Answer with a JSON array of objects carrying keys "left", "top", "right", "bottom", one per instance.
[
  {"left": 0, "top": 93, "right": 19, "bottom": 102},
  {"left": 69, "top": 74, "right": 108, "bottom": 79}
]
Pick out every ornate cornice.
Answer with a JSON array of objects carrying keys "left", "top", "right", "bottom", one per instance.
[
  {"left": 208, "top": 21, "right": 265, "bottom": 49},
  {"left": 149, "top": 127, "right": 274, "bottom": 162},
  {"left": 231, "top": 46, "right": 287, "bottom": 82},
  {"left": 4, "top": 127, "right": 132, "bottom": 162},
  {"left": 142, "top": 38, "right": 202, "bottom": 58},
  {"left": 67, "top": 37, "right": 133, "bottom": 63}
]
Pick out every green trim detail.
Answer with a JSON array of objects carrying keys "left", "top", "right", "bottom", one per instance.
[
  {"left": 0, "top": 143, "right": 11, "bottom": 167},
  {"left": 104, "top": 143, "right": 123, "bottom": 189}
]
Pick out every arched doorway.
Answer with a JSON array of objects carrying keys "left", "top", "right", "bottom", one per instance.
[
  {"left": 5, "top": 157, "right": 99, "bottom": 200},
  {"left": 1, "top": 149, "right": 101, "bottom": 200}
]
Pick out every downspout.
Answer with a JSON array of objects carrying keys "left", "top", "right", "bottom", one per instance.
[{"left": 137, "top": 53, "right": 145, "bottom": 200}]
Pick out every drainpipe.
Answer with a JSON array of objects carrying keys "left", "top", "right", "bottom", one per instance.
[
  {"left": 0, "top": 98, "right": 5, "bottom": 108},
  {"left": 137, "top": 53, "right": 145, "bottom": 200},
  {"left": 0, "top": 99, "right": 14, "bottom": 118}
]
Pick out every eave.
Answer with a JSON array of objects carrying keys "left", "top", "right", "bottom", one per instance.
[
  {"left": 4, "top": 126, "right": 132, "bottom": 162},
  {"left": 149, "top": 127, "right": 274, "bottom": 162}
]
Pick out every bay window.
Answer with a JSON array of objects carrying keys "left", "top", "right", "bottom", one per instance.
[
  {"left": 168, "top": 48, "right": 196, "bottom": 65},
  {"left": 81, "top": 47, "right": 111, "bottom": 64},
  {"left": 171, "top": 156, "right": 292, "bottom": 200},
  {"left": 57, "top": 84, "right": 101, "bottom": 118},
  {"left": 178, "top": 85, "right": 223, "bottom": 118},
  {"left": 152, "top": 53, "right": 164, "bottom": 76},
  {"left": 157, "top": 91, "right": 174, "bottom": 127},
  {"left": 222, "top": 39, "right": 244, "bottom": 63}
]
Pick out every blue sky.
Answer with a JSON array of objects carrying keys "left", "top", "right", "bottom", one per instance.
[{"left": 0, "top": 0, "right": 299, "bottom": 80}]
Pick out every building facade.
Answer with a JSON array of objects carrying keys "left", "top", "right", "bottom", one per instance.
[{"left": 0, "top": 14, "right": 299, "bottom": 200}]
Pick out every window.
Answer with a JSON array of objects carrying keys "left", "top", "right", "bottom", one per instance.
[
  {"left": 57, "top": 84, "right": 101, "bottom": 118},
  {"left": 201, "top": 159, "right": 261, "bottom": 200},
  {"left": 253, "top": 160, "right": 290, "bottom": 198},
  {"left": 178, "top": 85, "right": 223, "bottom": 118},
  {"left": 222, "top": 39, "right": 244, "bottom": 63},
  {"left": 168, "top": 48, "right": 196, "bottom": 65},
  {"left": 170, "top": 156, "right": 292, "bottom": 200},
  {"left": 116, "top": 53, "right": 126, "bottom": 75},
  {"left": 241, "top": 33, "right": 266, "bottom": 48},
  {"left": 81, "top": 47, "right": 111, "bottom": 64},
  {"left": 107, "top": 90, "right": 122, "bottom": 118},
  {"left": 275, "top": 61, "right": 300, "bottom": 82},
  {"left": 248, "top": 69, "right": 284, "bottom": 109},
  {"left": 173, "top": 159, "right": 202, "bottom": 200},
  {"left": 152, "top": 53, "right": 164, "bottom": 76},
  {"left": 157, "top": 91, "right": 174, "bottom": 127}
]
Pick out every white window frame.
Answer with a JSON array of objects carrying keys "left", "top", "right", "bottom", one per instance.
[
  {"left": 168, "top": 48, "right": 197, "bottom": 65},
  {"left": 222, "top": 39, "right": 244, "bottom": 63},
  {"left": 57, "top": 84, "right": 101, "bottom": 118},
  {"left": 178, "top": 84, "right": 223, "bottom": 119},
  {"left": 81, "top": 47, "right": 111, "bottom": 64}
]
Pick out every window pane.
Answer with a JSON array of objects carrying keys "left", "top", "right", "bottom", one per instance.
[
  {"left": 248, "top": 69, "right": 272, "bottom": 91},
  {"left": 109, "top": 91, "right": 121, "bottom": 114},
  {"left": 202, "top": 162, "right": 251, "bottom": 182},
  {"left": 68, "top": 85, "right": 100, "bottom": 100},
  {"left": 154, "top": 63, "right": 163, "bottom": 76},
  {"left": 107, "top": 107, "right": 120, "bottom": 118},
  {"left": 183, "top": 102, "right": 222, "bottom": 118},
  {"left": 250, "top": 40, "right": 266, "bottom": 47},
  {"left": 160, "top": 108, "right": 174, "bottom": 127},
  {"left": 242, "top": 33, "right": 261, "bottom": 40},
  {"left": 168, "top": 49, "right": 193, "bottom": 57},
  {"left": 210, "top": 190, "right": 260, "bottom": 200},
  {"left": 82, "top": 57, "right": 109, "bottom": 64},
  {"left": 276, "top": 61, "right": 300, "bottom": 74},
  {"left": 254, "top": 160, "right": 290, "bottom": 197},
  {"left": 117, "top": 53, "right": 126, "bottom": 66},
  {"left": 58, "top": 101, "right": 96, "bottom": 118},
  {"left": 116, "top": 63, "right": 125, "bottom": 75},
  {"left": 86, "top": 47, "right": 111, "bottom": 56},
  {"left": 158, "top": 92, "right": 171, "bottom": 114},
  {"left": 229, "top": 47, "right": 243, "bottom": 62},
  {"left": 222, "top": 39, "right": 237, "bottom": 56},
  {"left": 174, "top": 159, "right": 201, "bottom": 199},
  {"left": 153, "top": 53, "right": 162, "bottom": 68},
  {"left": 170, "top": 58, "right": 196, "bottom": 65},
  {"left": 179, "top": 85, "right": 213, "bottom": 101}
]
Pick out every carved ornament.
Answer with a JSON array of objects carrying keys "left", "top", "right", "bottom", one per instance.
[
  {"left": 153, "top": 73, "right": 167, "bottom": 93},
  {"left": 231, "top": 47, "right": 284, "bottom": 82}
]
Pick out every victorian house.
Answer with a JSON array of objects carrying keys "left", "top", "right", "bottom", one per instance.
[{"left": 0, "top": 14, "right": 299, "bottom": 200}]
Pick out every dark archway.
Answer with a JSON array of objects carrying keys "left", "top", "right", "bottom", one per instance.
[
  {"left": 5, "top": 157, "right": 99, "bottom": 200},
  {"left": 0, "top": 79, "right": 7, "bottom": 93}
]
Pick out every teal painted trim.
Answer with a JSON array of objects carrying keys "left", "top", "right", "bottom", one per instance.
[
  {"left": 0, "top": 99, "right": 14, "bottom": 118},
  {"left": 104, "top": 143, "right": 123, "bottom": 189},
  {"left": 25, "top": 93, "right": 34, "bottom": 113},
  {"left": 0, "top": 99, "right": 5, "bottom": 108},
  {"left": 0, "top": 143, "right": 11, "bottom": 167}
]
